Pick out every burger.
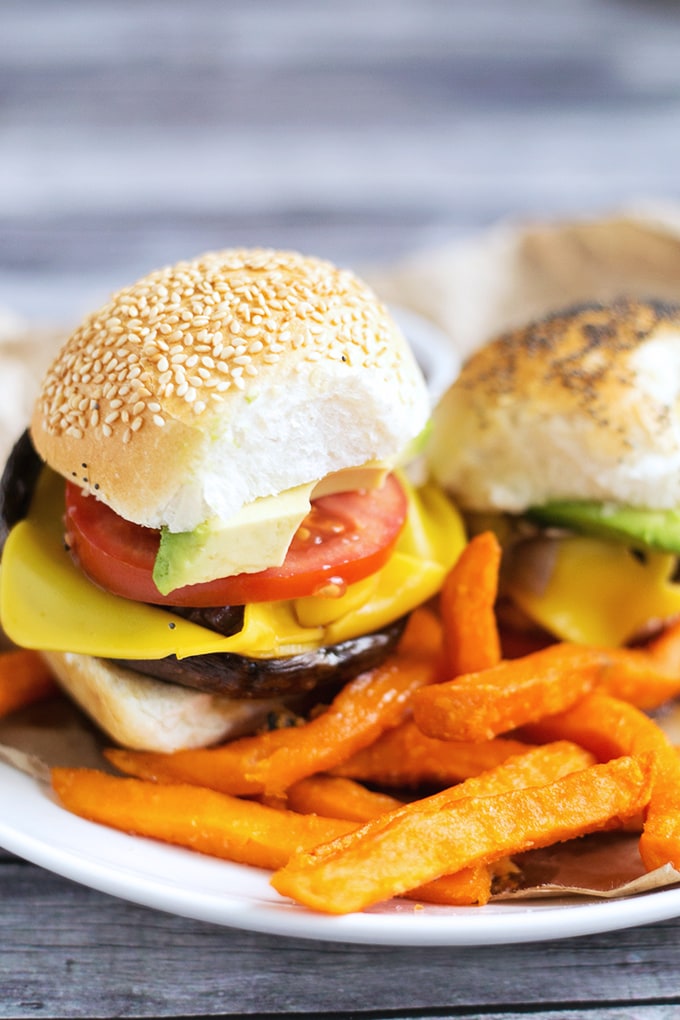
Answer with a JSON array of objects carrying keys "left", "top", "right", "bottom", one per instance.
[
  {"left": 427, "top": 298, "right": 680, "bottom": 650},
  {"left": 0, "top": 249, "right": 464, "bottom": 751}
]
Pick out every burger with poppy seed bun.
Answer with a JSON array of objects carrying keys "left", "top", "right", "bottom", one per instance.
[
  {"left": 0, "top": 249, "right": 464, "bottom": 751},
  {"left": 427, "top": 297, "right": 680, "bottom": 651}
]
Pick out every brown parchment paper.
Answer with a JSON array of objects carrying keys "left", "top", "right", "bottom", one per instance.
[{"left": 5, "top": 207, "right": 680, "bottom": 902}]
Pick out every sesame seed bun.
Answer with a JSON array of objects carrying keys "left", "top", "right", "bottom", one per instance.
[
  {"left": 428, "top": 298, "right": 680, "bottom": 512},
  {"left": 31, "top": 249, "right": 429, "bottom": 531}
]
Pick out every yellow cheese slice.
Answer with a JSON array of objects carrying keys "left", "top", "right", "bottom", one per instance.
[
  {"left": 0, "top": 470, "right": 465, "bottom": 661},
  {"left": 507, "top": 535, "right": 680, "bottom": 647}
]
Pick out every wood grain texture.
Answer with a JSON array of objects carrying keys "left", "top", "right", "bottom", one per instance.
[
  {"left": 2, "top": 853, "right": 680, "bottom": 1017},
  {"left": 3, "top": 0, "right": 680, "bottom": 322},
  {"left": 4, "top": 0, "right": 680, "bottom": 1016}
]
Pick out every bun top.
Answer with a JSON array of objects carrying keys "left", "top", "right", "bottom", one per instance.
[
  {"left": 428, "top": 298, "right": 680, "bottom": 512},
  {"left": 31, "top": 249, "right": 429, "bottom": 531}
]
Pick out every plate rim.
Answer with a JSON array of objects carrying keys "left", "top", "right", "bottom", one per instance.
[{"left": 3, "top": 760, "right": 680, "bottom": 946}]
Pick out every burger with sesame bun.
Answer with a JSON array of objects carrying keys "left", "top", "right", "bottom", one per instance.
[
  {"left": 427, "top": 297, "right": 680, "bottom": 653},
  {"left": 0, "top": 249, "right": 463, "bottom": 751}
]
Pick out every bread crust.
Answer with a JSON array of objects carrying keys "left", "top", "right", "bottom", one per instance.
[
  {"left": 31, "top": 249, "right": 429, "bottom": 531},
  {"left": 429, "top": 298, "right": 680, "bottom": 511},
  {"left": 42, "top": 651, "right": 293, "bottom": 752}
]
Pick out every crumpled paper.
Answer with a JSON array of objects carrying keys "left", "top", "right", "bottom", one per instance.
[
  {"left": 367, "top": 200, "right": 680, "bottom": 362},
  {"left": 0, "top": 310, "right": 66, "bottom": 468},
  {"left": 4, "top": 206, "right": 680, "bottom": 902}
]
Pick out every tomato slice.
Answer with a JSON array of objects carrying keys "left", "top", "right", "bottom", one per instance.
[{"left": 64, "top": 475, "right": 408, "bottom": 607}]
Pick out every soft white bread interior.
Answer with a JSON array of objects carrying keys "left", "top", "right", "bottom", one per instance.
[
  {"left": 31, "top": 249, "right": 429, "bottom": 532},
  {"left": 428, "top": 298, "right": 680, "bottom": 512},
  {"left": 42, "top": 651, "right": 291, "bottom": 752}
]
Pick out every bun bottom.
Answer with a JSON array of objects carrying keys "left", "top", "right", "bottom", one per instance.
[{"left": 42, "top": 651, "right": 293, "bottom": 752}]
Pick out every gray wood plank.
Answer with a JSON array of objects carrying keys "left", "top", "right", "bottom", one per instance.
[
  {"left": 1, "top": 859, "right": 680, "bottom": 1017},
  {"left": 3, "top": 0, "right": 680, "bottom": 320}
]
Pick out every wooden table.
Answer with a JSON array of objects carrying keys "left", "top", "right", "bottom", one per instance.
[{"left": 4, "top": 1, "right": 680, "bottom": 1015}]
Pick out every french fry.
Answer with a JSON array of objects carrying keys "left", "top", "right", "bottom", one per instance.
[
  {"left": 271, "top": 754, "right": 652, "bottom": 914},
  {"left": 394, "top": 603, "right": 444, "bottom": 660},
  {"left": 0, "top": 649, "right": 58, "bottom": 718},
  {"left": 595, "top": 638, "right": 680, "bottom": 710},
  {"left": 522, "top": 692, "right": 680, "bottom": 872},
  {"left": 404, "top": 866, "right": 493, "bottom": 907},
  {"left": 286, "top": 743, "right": 592, "bottom": 907},
  {"left": 53, "top": 765, "right": 492, "bottom": 905},
  {"left": 51, "top": 768, "right": 357, "bottom": 871},
  {"left": 280, "top": 741, "right": 595, "bottom": 862},
  {"left": 439, "top": 531, "right": 502, "bottom": 676},
  {"left": 331, "top": 720, "right": 536, "bottom": 788},
  {"left": 297, "top": 741, "right": 592, "bottom": 906},
  {"left": 281, "top": 773, "right": 493, "bottom": 903},
  {"left": 647, "top": 617, "right": 680, "bottom": 677},
  {"left": 108, "top": 607, "right": 442, "bottom": 798},
  {"left": 412, "top": 643, "right": 607, "bottom": 742},
  {"left": 284, "top": 775, "right": 404, "bottom": 823}
]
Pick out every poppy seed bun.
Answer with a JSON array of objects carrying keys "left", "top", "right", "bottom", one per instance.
[
  {"left": 428, "top": 298, "right": 680, "bottom": 512},
  {"left": 31, "top": 249, "right": 429, "bottom": 532}
]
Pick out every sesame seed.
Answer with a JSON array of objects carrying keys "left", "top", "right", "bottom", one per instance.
[{"left": 36, "top": 247, "right": 404, "bottom": 448}]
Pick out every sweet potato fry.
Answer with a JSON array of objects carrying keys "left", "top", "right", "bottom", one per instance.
[
  {"left": 282, "top": 774, "right": 493, "bottom": 904},
  {"left": 412, "top": 642, "right": 608, "bottom": 742},
  {"left": 0, "top": 649, "right": 58, "bottom": 718},
  {"left": 394, "top": 603, "right": 445, "bottom": 660},
  {"left": 331, "top": 720, "right": 535, "bottom": 788},
  {"left": 275, "top": 742, "right": 592, "bottom": 910},
  {"left": 404, "top": 866, "right": 493, "bottom": 907},
  {"left": 595, "top": 648, "right": 680, "bottom": 710},
  {"left": 440, "top": 531, "right": 502, "bottom": 676},
  {"left": 284, "top": 775, "right": 404, "bottom": 823},
  {"left": 108, "top": 607, "right": 442, "bottom": 798},
  {"left": 647, "top": 617, "right": 680, "bottom": 677},
  {"left": 272, "top": 740, "right": 595, "bottom": 905},
  {"left": 522, "top": 692, "right": 680, "bottom": 872},
  {"left": 51, "top": 768, "right": 357, "bottom": 871},
  {"left": 271, "top": 754, "right": 652, "bottom": 913}
]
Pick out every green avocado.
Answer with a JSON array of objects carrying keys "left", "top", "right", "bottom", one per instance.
[
  {"left": 526, "top": 501, "right": 680, "bottom": 555},
  {"left": 151, "top": 483, "right": 317, "bottom": 596},
  {"left": 153, "top": 525, "right": 211, "bottom": 596}
]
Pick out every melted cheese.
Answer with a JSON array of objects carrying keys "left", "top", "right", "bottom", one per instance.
[
  {"left": 0, "top": 471, "right": 464, "bottom": 660},
  {"left": 507, "top": 535, "right": 680, "bottom": 646}
]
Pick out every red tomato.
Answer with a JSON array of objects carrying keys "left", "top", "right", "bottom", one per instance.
[{"left": 64, "top": 475, "right": 408, "bottom": 607}]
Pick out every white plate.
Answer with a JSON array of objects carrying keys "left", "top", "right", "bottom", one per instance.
[
  {"left": 3, "top": 308, "right": 679, "bottom": 945},
  {"left": 389, "top": 304, "right": 460, "bottom": 404},
  {"left": 3, "top": 759, "right": 680, "bottom": 946}
]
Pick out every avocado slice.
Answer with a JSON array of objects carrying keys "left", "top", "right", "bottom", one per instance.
[
  {"left": 526, "top": 501, "right": 680, "bottom": 555},
  {"left": 152, "top": 484, "right": 316, "bottom": 595}
]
